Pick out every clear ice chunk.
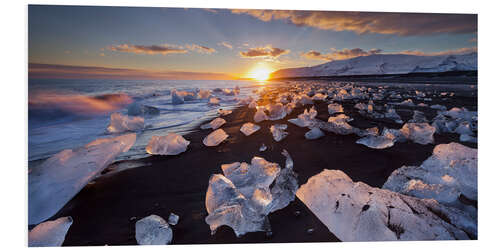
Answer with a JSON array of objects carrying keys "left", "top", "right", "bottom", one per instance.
[
  {"left": 171, "top": 89, "right": 185, "bottom": 104},
  {"left": 29, "top": 133, "right": 136, "bottom": 225},
  {"left": 107, "top": 113, "right": 144, "bottom": 133},
  {"left": 460, "top": 134, "right": 477, "bottom": 143},
  {"left": 356, "top": 135, "right": 395, "bottom": 149},
  {"left": 145, "top": 133, "right": 190, "bottom": 155},
  {"left": 218, "top": 109, "right": 232, "bottom": 116},
  {"left": 259, "top": 144, "right": 267, "bottom": 152},
  {"left": 168, "top": 213, "right": 179, "bottom": 226},
  {"left": 203, "top": 129, "right": 229, "bottom": 146},
  {"left": 270, "top": 124, "right": 288, "bottom": 142},
  {"left": 297, "top": 169, "right": 474, "bottom": 241},
  {"left": 29, "top": 216, "right": 73, "bottom": 247},
  {"left": 266, "top": 103, "right": 287, "bottom": 120},
  {"left": 305, "top": 127, "right": 325, "bottom": 140},
  {"left": 135, "top": 215, "right": 173, "bottom": 245},
  {"left": 205, "top": 154, "right": 299, "bottom": 237},
  {"left": 328, "top": 103, "right": 344, "bottom": 114},
  {"left": 400, "top": 122, "right": 436, "bottom": 145},
  {"left": 127, "top": 103, "right": 160, "bottom": 116},
  {"left": 208, "top": 97, "right": 220, "bottom": 106},
  {"left": 200, "top": 117, "right": 226, "bottom": 130},
  {"left": 254, "top": 107, "right": 269, "bottom": 123},
  {"left": 240, "top": 122, "right": 261, "bottom": 136}
]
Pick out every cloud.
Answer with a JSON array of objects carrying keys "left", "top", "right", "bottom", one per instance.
[
  {"left": 301, "top": 48, "right": 382, "bottom": 61},
  {"left": 231, "top": 10, "right": 477, "bottom": 36},
  {"left": 28, "top": 63, "right": 236, "bottom": 80},
  {"left": 185, "top": 44, "right": 216, "bottom": 54},
  {"left": 108, "top": 44, "right": 188, "bottom": 55},
  {"left": 218, "top": 41, "right": 233, "bottom": 50},
  {"left": 240, "top": 45, "right": 290, "bottom": 59}
]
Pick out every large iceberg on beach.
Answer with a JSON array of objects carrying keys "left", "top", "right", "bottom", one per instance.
[
  {"left": 146, "top": 133, "right": 190, "bottom": 155},
  {"left": 135, "top": 215, "right": 173, "bottom": 245},
  {"left": 205, "top": 153, "right": 298, "bottom": 237},
  {"left": 240, "top": 122, "right": 261, "bottom": 136},
  {"left": 107, "top": 113, "right": 144, "bottom": 133},
  {"left": 297, "top": 169, "right": 474, "bottom": 241},
  {"left": 203, "top": 129, "right": 229, "bottom": 146},
  {"left": 200, "top": 117, "right": 226, "bottom": 130},
  {"left": 29, "top": 133, "right": 136, "bottom": 225},
  {"left": 29, "top": 216, "right": 73, "bottom": 247}
]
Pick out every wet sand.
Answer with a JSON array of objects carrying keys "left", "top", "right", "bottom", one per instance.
[{"left": 53, "top": 85, "right": 477, "bottom": 246}]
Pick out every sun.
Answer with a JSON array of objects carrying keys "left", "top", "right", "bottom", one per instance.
[{"left": 248, "top": 64, "right": 273, "bottom": 81}]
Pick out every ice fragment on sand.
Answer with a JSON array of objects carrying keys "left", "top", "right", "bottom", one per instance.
[
  {"left": 328, "top": 114, "right": 352, "bottom": 123},
  {"left": 400, "top": 123, "right": 435, "bottom": 145},
  {"left": 270, "top": 124, "right": 288, "bottom": 142},
  {"left": 135, "top": 215, "right": 173, "bottom": 245},
  {"left": 305, "top": 127, "right": 325, "bottom": 140},
  {"left": 29, "top": 216, "right": 73, "bottom": 247},
  {"left": 146, "top": 133, "right": 190, "bottom": 155},
  {"left": 430, "top": 104, "right": 447, "bottom": 111},
  {"left": 29, "top": 133, "right": 136, "bottom": 225},
  {"left": 208, "top": 97, "right": 220, "bottom": 106},
  {"left": 205, "top": 154, "right": 298, "bottom": 237},
  {"left": 266, "top": 103, "right": 287, "bottom": 120},
  {"left": 198, "top": 89, "right": 211, "bottom": 99},
  {"left": 328, "top": 103, "right": 344, "bottom": 114},
  {"left": 297, "top": 169, "right": 473, "bottom": 241},
  {"left": 171, "top": 89, "right": 185, "bottom": 104},
  {"left": 200, "top": 117, "right": 226, "bottom": 130},
  {"left": 384, "top": 108, "right": 403, "bottom": 124},
  {"left": 203, "top": 129, "right": 229, "bottom": 146},
  {"left": 254, "top": 107, "right": 269, "bottom": 123},
  {"left": 408, "top": 110, "right": 428, "bottom": 123},
  {"left": 287, "top": 107, "right": 317, "bottom": 127},
  {"left": 454, "top": 121, "right": 473, "bottom": 135},
  {"left": 356, "top": 135, "right": 394, "bottom": 149},
  {"left": 107, "top": 113, "right": 144, "bottom": 133},
  {"left": 240, "top": 122, "right": 261, "bottom": 136},
  {"left": 168, "top": 213, "right": 179, "bottom": 225}
]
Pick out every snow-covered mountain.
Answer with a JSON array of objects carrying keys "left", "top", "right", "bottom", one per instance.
[{"left": 271, "top": 52, "right": 477, "bottom": 78}]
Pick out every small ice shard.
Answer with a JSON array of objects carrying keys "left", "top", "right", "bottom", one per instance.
[
  {"left": 305, "top": 127, "right": 325, "bottom": 140},
  {"left": 208, "top": 97, "right": 220, "bottom": 106},
  {"left": 384, "top": 108, "right": 403, "bottom": 124},
  {"left": 254, "top": 107, "right": 269, "bottom": 123},
  {"left": 240, "top": 122, "right": 261, "bottom": 136},
  {"left": 107, "top": 113, "right": 145, "bottom": 133},
  {"left": 259, "top": 144, "right": 267, "bottom": 152},
  {"left": 354, "top": 102, "right": 368, "bottom": 111},
  {"left": 296, "top": 94, "right": 313, "bottom": 105},
  {"left": 328, "top": 103, "right": 344, "bottom": 114},
  {"left": 200, "top": 117, "right": 226, "bottom": 130},
  {"left": 281, "top": 149, "right": 293, "bottom": 169},
  {"left": 171, "top": 89, "right": 185, "bottom": 104},
  {"left": 328, "top": 114, "right": 352, "bottom": 123},
  {"left": 312, "top": 93, "right": 327, "bottom": 101},
  {"left": 430, "top": 104, "right": 447, "bottom": 111},
  {"left": 146, "top": 133, "right": 190, "bottom": 155},
  {"left": 460, "top": 134, "right": 477, "bottom": 143},
  {"left": 218, "top": 109, "right": 232, "bottom": 116},
  {"left": 314, "top": 118, "right": 358, "bottom": 135},
  {"left": 356, "top": 135, "right": 395, "bottom": 149},
  {"left": 168, "top": 213, "right": 179, "bottom": 226},
  {"left": 198, "top": 89, "right": 211, "bottom": 99},
  {"left": 205, "top": 154, "right": 298, "bottom": 237},
  {"left": 203, "top": 129, "right": 229, "bottom": 146},
  {"left": 270, "top": 124, "right": 288, "bottom": 142},
  {"left": 409, "top": 110, "right": 428, "bottom": 123},
  {"left": 127, "top": 103, "right": 160, "bottom": 116},
  {"left": 382, "top": 128, "right": 406, "bottom": 143},
  {"left": 266, "top": 103, "right": 287, "bottom": 120},
  {"left": 297, "top": 169, "right": 473, "bottom": 241},
  {"left": 287, "top": 107, "right": 317, "bottom": 127},
  {"left": 417, "top": 103, "right": 428, "bottom": 107},
  {"left": 135, "top": 215, "right": 173, "bottom": 245},
  {"left": 29, "top": 133, "right": 136, "bottom": 225},
  {"left": 28, "top": 216, "right": 73, "bottom": 247},
  {"left": 400, "top": 123, "right": 436, "bottom": 145},
  {"left": 398, "top": 99, "right": 415, "bottom": 106}
]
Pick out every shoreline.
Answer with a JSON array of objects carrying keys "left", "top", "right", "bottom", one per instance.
[{"left": 49, "top": 84, "right": 477, "bottom": 245}]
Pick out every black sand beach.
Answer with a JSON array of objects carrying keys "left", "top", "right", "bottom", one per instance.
[{"left": 50, "top": 83, "right": 477, "bottom": 245}]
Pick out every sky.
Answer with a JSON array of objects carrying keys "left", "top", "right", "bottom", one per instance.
[{"left": 28, "top": 5, "right": 477, "bottom": 80}]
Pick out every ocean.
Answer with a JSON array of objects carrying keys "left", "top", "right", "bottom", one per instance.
[{"left": 28, "top": 78, "right": 273, "bottom": 163}]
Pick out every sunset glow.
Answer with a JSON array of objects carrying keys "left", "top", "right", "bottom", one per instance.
[{"left": 248, "top": 64, "right": 273, "bottom": 81}]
